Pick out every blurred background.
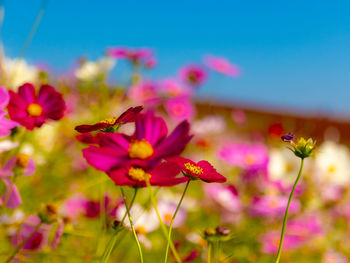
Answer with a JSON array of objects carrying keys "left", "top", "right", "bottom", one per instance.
[{"left": 3, "top": 0, "right": 350, "bottom": 115}]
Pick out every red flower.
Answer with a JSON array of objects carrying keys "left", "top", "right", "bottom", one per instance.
[
  {"left": 168, "top": 156, "right": 226, "bottom": 183},
  {"left": 75, "top": 106, "right": 143, "bottom": 133},
  {"left": 82, "top": 112, "right": 192, "bottom": 186},
  {"left": 7, "top": 83, "right": 66, "bottom": 130}
]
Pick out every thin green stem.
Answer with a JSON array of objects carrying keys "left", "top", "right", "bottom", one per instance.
[
  {"left": 207, "top": 241, "right": 212, "bottom": 263},
  {"left": 6, "top": 222, "right": 43, "bottom": 262},
  {"left": 120, "top": 187, "right": 143, "bottom": 263},
  {"left": 274, "top": 158, "right": 304, "bottom": 263},
  {"left": 145, "top": 178, "right": 182, "bottom": 263},
  {"left": 100, "top": 187, "right": 138, "bottom": 263},
  {"left": 164, "top": 180, "right": 190, "bottom": 263}
]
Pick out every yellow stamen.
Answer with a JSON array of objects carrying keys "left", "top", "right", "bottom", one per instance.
[
  {"left": 164, "top": 213, "right": 172, "bottom": 223},
  {"left": 184, "top": 162, "right": 203, "bottom": 175},
  {"left": 135, "top": 225, "right": 147, "bottom": 235},
  {"left": 128, "top": 167, "right": 151, "bottom": 182},
  {"left": 27, "top": 103, "right": 43, "bottom": 117},
  {"left": 100, "top": 116, "right": 118, "bottom": 125},
  {"left": 244, "top": 154, "right": 255, "bottom": 165},
  {"left": 16, "top": 153, "right": 30, "bottom": 168},
  {"left": 328, "top": 165, "right": 336, "bottom": 173},
  {"left": 128, "top": 139, "right": 154, "bottom": 159}
]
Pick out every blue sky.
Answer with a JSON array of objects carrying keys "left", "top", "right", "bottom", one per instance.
[{"left": 2, "top": 1, "right": 350, "bottom": 115}]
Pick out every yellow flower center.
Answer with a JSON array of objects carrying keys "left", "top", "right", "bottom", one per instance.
[
  {"left": 128, "top": 167, "right": 151, "bottom": 182},
  {"left": 27, "top": 103, "right": 43, "bottom": 117},
  {"left": 184, "top": 162, "right": 203, "bottom": 175},
  {"left": 244, "top": 154, "right": 255, "bottom": 165},
  {"left": 100, "top": 116, "right": 118, "bottom": 125},
  {"left": 16, "top": 153, "right": 30, "bottom": 168},
  {"left": 164, "top": 213, "right": 173, "bottom": 223},
  {"left": 135, "top": 225, "right": 147, "bottom": 235},
  {"left": 328, "top": 165, "right": 336, "bottom": 173},
  {"left": 128, "top": 139, "right": 154, "bottom": 159}
]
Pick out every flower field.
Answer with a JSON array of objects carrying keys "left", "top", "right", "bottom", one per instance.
[{"left": 0, "top": 44, "right": 350, "bottom": 263}]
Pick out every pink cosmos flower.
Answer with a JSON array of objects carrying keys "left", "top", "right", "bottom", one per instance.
[
  {"left": 218, "top": 142, "right": 269, "bottom": 171},
  {"left": 128, "top": 80, "right": 162, "bottom": 106},
  {"left": 250, "top": 194, "right": 300, "bottom": 217},
  {"left": 158, "top": 200, "right": 187, "bottom": 227},
  {"left": 287, "top": 215, "right": 322, "bottom": 238},
  {"left": 205, "top": 184, "right": 242, "bottom": 213},
  {"left": 7, "top": 83, "right": 66, "bottom": 130},
  {"left": 161, "top": 78, "right": 192, "bottom": 98},
  {"left": 260, "top": 231, "right": 303, "bottom": 254},
  {"left": 82, "top": 112, "right": 192, "bottom": 187},
  {"left": 203, "top": 55, "right": 240, "bottom": 77},
  {"left": 107, "top": 47, "right": 155, "bottom": 67},
  {"left": 165, "top": 97, "right": 195, "bottom": 121},
  {"left": 0, "top": 154, "right": 35, "bottom": 209},
  {"left": 323, "top": 251, "right": 348, "bottom": 263},
  {"left": 0, "top": 86, "right": 18, "bottom": 137},
  {"left": 10, "top": 215, "right": 63, "bottom": 253},
  {"left": 178, "top": 64, "right": 207, "bottom": 87}
]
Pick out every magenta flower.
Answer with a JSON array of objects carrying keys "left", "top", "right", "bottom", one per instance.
[
  {"left": 218, "top": 142, "right": 269, "bottom": 171},
  {"left": 161, "top": 78, "right": 192, "bottom": 98},
  {"left": 75, "top": 106, "right": 143, "bottom": 133},
  {"left": 165, "top": 96, "right": 195, "bottom": 121},
  {"left": 0, "top": 86, "right": 18, "bottom": 137},
  {"left": 168, "top": 156, "right": 226, "bottom": 183},
  {"left": 203, "top": 55, "right": 240, "bottom": 77},
  {"left": 7, "top": 83, "right": 66, "bottom": 130},
  {"left": 178, "top": 64, "right": 207, "bottom": 87},
  {"left": 0, "top": 154, "right": 35, "bottom": 209},
  {"left": 82, "top": 112, "right": 192, "bottom": 187}
]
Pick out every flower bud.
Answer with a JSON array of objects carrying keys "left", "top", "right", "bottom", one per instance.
[
  {"left": 38, "top": 203, "right": 58, "bottom": 224},
  {"left": 216, "top": 226, "right": 231, "bottom": 236},
  {"left": 15, "top": 153, "right": 30, "bottom": 168}
]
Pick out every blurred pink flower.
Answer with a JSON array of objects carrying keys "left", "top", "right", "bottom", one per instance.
[
  {"left": 260, "top": 231, "right": 303, "bottom": 254},
  {"left": 178, "top": 64, "right": 207, "bottom": 87},
  {"left": 165, "top": 96, "right": 195, "bottom": 121},
  {"left": 323, "top": 251, "right": 348, "bottom": 263},
  {"left": 0, "top": 154, "right": 35, "bottom": 209},
  {"left": 158, "top": 200, "right": 187, "bottom": 227},
  {"left": 231, "top": 109, "right": 246, "bottom": 126},
  {"left": 128, "top": 80, "right": 162, "bottom": 106},
  {"left": 218, "top": 142, "right": 269, "bottom": 171},
  {"left": 205, "top": 184, "right": 241, "bottom": 213},
  {"left": 203, "top": 55, "right": 240, "bottom": 77},
  {"left": 107, "top": 47, "right": 155, "bottom": 67},
  {"left": 287, "top": 215, "right": 323, "bottom": 238},
  {"left": 161, "top": 78, "right": 192, "bottom": 98},
  {"left": 0, "top": 86, "right": 18, "bottom": 137},
  {"left": 250, "top": 195, "right": 300, "bottom": 217}
]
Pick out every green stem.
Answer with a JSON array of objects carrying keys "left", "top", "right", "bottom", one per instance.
[
  {"left": 207, "top": 241, "right": 212, "bottom": 263},
  {"left": 6, "top": 222, "right": 43, "bottom": 262},
  {"left": 145, "top": 178, "right": 182, "bottom": 263},
  {"left": 274, "top": 158, "right": 304, "bottom": 263},
  {"left": 164, "top": 180, "right": 190, "bottom": 263},
  {"left": 120, "top": 187, "right": 143, "bottom": 263},
  {"left": 100, "top": 187, "right": 138, "bottom": 263}
]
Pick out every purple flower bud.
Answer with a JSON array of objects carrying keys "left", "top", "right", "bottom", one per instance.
[{"left": 281, "top": 132, "right": 295, "bottom": 142}]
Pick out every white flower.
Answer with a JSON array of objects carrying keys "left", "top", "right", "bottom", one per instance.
[
  {"left": 116, "top": 203, "right": 158, "bottom": 235},
  {"left": 192, "top": 115, "right": 226, "bottom": 135},
  {"left": 0, "top": 140, "right": 18, "bottom": 153},
  {"left": 2, "top": 57, "right": 38, "bottom": 89},
  {"left": 157, "top": 199, "right": 187, "bottom": 227},
  {"left": 315, "top": 141, "right": 350, "bottom": 186},
  {"left": 268, "top": 148, "right": 300, "bottom": 186},
  {"left": 75, "top": 57, "right": 115, "bottom": 81}
]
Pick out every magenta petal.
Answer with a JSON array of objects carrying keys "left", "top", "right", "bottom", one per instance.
[
  {"left": 1, "top": 179, "right": 22, "bottom": 209},
  {"left": 0, "top": 118, "right": 18, "bottom": 138},
  {"left": 109, "top": 167, "right": 141, "bottom": 186},
  {"left": 18, "top": 83, "right": 36, "bottom": 103},
  {"left": 82, "top": 146, "right": 124, "bottom": 171},
  {"left": 24, "top": 158, "right": 36, "bottom": 176},
  {"left": 135, "top": 113, "right": 168, "bottom": 145},
  {"left": 0, "top": 86, "right": 9, "bottom": 108}
]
